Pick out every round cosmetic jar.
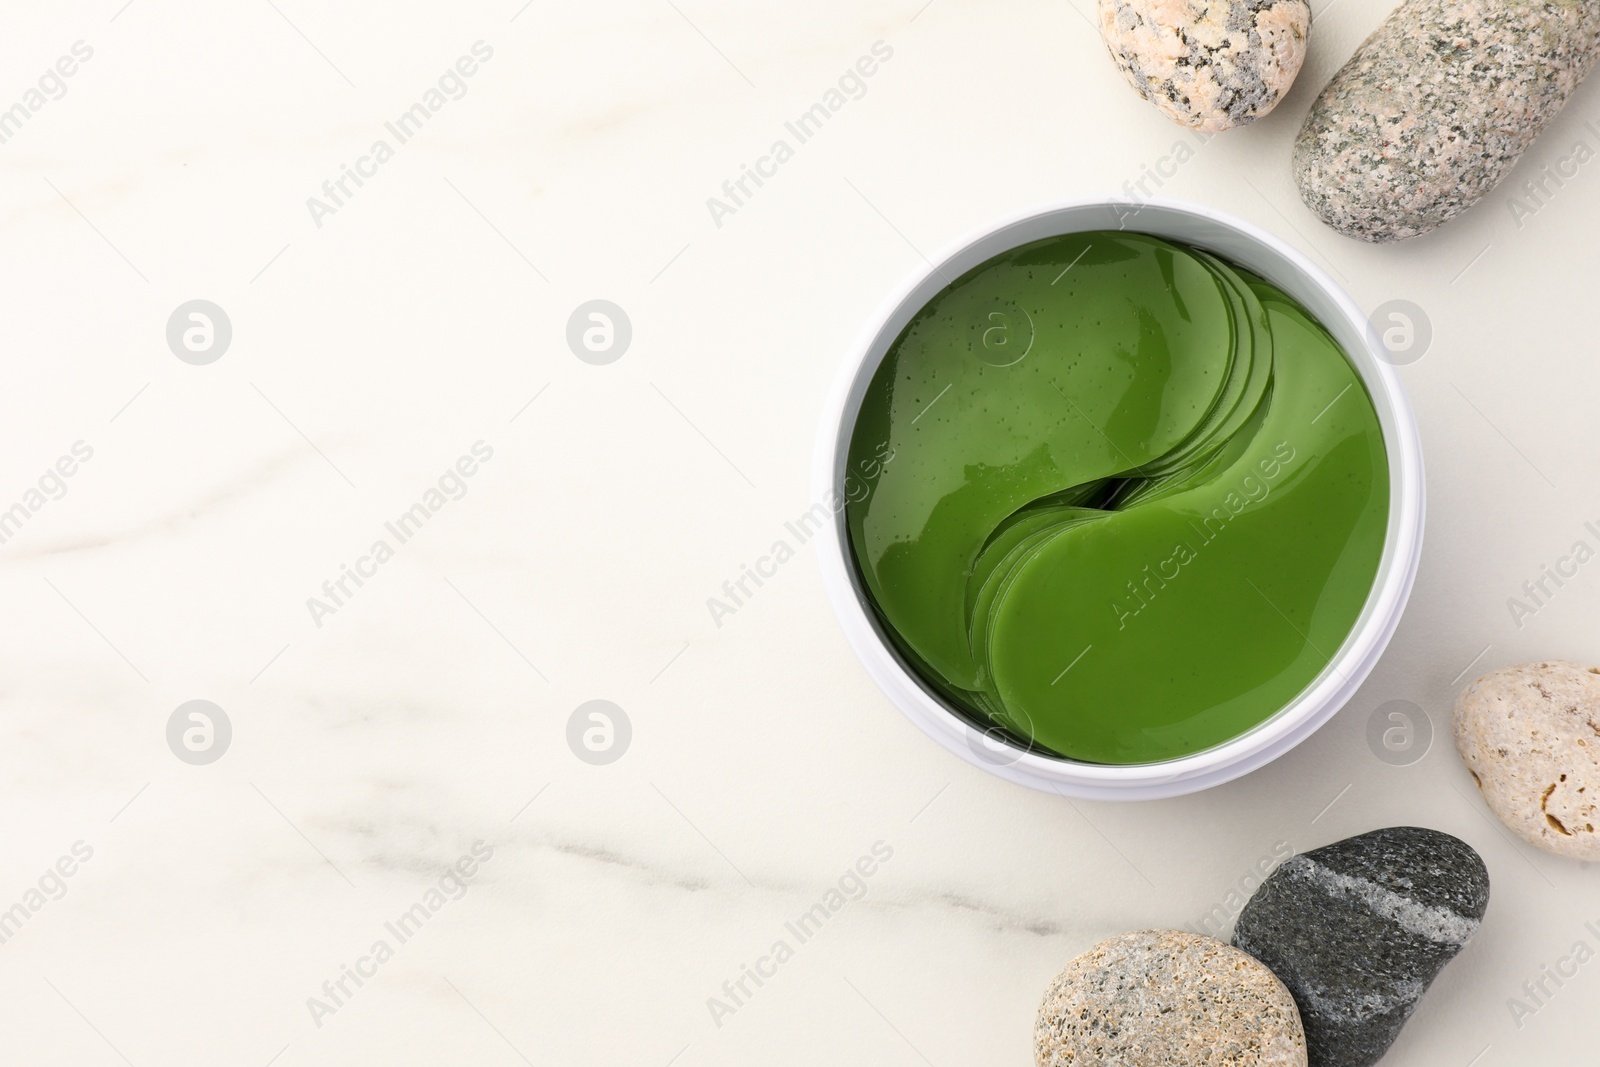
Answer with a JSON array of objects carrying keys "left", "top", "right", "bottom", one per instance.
[{"left": 814, "top": 198, "right": 1424, "bottom": 800}]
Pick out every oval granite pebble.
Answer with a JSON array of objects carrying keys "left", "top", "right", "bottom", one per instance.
[
  {"left": 1232, "top": 827, "right": 1489, "bottom": 1067},
  {"left": 1455, "top": 661, "right": 1600, "bottom": 861},
  {"left": 1294, "top": 0, "right": 1600, "bottom": 241},
  {"left": 1097, "top": 0, "right": 1312, "bottom": 132},
  {"left": 1034, "top": 929, "right": 1307, "bottom": 1066}
]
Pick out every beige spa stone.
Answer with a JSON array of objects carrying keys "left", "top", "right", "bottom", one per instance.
[
  {"left": 1455, "top": 661, "right": 1600, "bottom": 861},
  {"left": 1034, "top": 929, "right": 1307, "bottom": 1066},
  {"left": 1097, "top": 0, "right": 1312, "bottom": 133},
  {"left": 1294, "top": 0, "right": 1600, "bottom": 242}
]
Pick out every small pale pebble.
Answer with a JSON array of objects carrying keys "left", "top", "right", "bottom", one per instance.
[
  {"left": 1294, "top": 0, "right": 1600, "bottom": 241},
  {"left": 1097, "top": 0, "right": 1312, "bottom": 132},
  {"left": 1033, "top": 929, "right": 1307, "bottom": 1067},
  {"left": 1455, "top": 660, "right": 1600, "bottom": 861}
]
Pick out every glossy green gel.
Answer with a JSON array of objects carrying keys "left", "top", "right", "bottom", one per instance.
[{"left": 845, "top": 232, "right": 1389, "bottom": 764}]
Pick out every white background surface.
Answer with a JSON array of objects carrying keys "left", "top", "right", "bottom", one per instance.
[{"left": 2, "top": 2, "right": 1598, "bottom": 1064}]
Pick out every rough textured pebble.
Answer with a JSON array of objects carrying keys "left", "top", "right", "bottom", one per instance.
[
  {"left": 1455, "top": 660, "right": 1600, "bottom": 861},
  {"left": 1295, "top": 0, "right": 1600, "bottom": 242},
  {"left": 1034, "top": 928, "right": 1307, "bottom": 1066},
  {"left": 1098, "top": 0, "right": 1312, "bottom": 132},
  {"left": 1232, "top": 827, "right": 1489, "bottom": 1067}
]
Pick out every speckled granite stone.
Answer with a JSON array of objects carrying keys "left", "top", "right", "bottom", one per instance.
[
  {"left": 1233, "top": 828, "right": 1489, "bottom": 1067},
  {"left": 1295, "top": 0, "right": 1600, "bottom": 242},
  {"left": 1034, "top": 929, "right": 1307, "bottom": 1066},
  {"left": 1098, "top": 0, "right": 1312, "bottom": 132},
  {"left": 1456, "top": 661, "right": 1600, "bottom": 861}
]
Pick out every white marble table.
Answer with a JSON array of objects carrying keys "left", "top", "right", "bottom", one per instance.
[{"left": 2, "top": 1, "right": 1597, "bottom": 1063}]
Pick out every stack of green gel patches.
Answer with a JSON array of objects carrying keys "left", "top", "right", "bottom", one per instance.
[{"left": 845, "top": 232, "right": 1389, "bottom": 764}]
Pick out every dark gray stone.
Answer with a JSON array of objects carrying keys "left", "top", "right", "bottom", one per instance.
[{"left": 1232, "top": 827, "right": 1489, "bottom": 1067}]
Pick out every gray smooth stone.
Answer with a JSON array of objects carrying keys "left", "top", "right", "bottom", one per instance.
[
  {"left": 1294, "top": 0, "right": 1600, "bottom": 242},
  {"left": 1232, "top": 826, "right": 1490, "bottom": 1067}
]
